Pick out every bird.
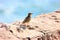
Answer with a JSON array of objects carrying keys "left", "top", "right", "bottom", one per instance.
[{"left": 22, "top": 13, "right": 32, "bottom": 24}]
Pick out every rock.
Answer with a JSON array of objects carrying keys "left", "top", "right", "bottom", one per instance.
[
  {"left": 55, "top": 9, "right": 60, "bottom": 13},
  {"left": 0, "top": 9, "right": 60, "bottom": 40}
]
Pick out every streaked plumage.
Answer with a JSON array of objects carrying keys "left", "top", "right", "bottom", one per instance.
[{"left": 22, "top": 13, "right": 32, "bottom": 24}]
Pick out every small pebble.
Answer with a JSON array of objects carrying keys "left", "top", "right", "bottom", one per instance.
[
  {"left": 27, "top": 37, "right": 30, "bottom": 40},
  {"left": 54, "top": 18, "right": 58, "bottom": 20},
  {"left": 35, "top": 26, "right": 39, "bottom": 28},
  {"left": 55, "top": 11, "right": 60, "bottom": 13},
  {"left": 28, "top": 27, "right": 34, "bottom": 30},
  {"left": 9, "top": 30, "right": 13, "bottom": 33},
  {"left": 55, "top": 21, "right": 60, "bottom": 23},
  {"left": 52, "top": 15, "right": 56, "bottom": 17}
]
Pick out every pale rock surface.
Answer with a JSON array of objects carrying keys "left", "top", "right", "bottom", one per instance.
[{"left": 0, "top": 10, "right": 60, "bottom": 40}]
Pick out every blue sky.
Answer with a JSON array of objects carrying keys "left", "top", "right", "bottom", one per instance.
[{"left": 0, "top": 0, "right": 60, "bottom": 23}]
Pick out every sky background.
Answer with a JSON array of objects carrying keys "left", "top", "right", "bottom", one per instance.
[{"left": 0, "top": 0, "right": 60, "bottom": 23}]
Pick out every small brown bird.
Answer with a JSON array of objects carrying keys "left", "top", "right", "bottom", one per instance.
[{"left": 22, "top": 13, "right": 32, "bottom": 24}]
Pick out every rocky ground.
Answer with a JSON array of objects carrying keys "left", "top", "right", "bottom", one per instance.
[{"left": 0, "top": 9, "right": 60, "bottom": 40}]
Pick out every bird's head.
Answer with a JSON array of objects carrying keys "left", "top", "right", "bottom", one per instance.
[{"left": 28, "top": 13, "right": 32, "bottom": 17}]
